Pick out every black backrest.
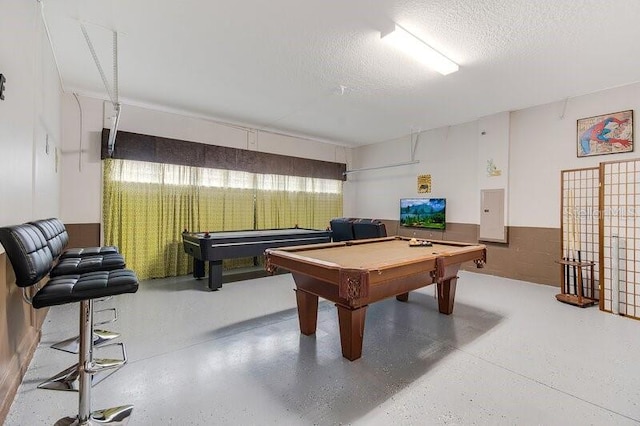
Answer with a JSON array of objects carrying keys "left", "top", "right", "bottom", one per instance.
[
  {"left": 330, "top": 218, "right": 355, "bottom": 242},
  {"left": 0, "top": 223, "right": 54, "bottom": 287},
  {"left": 29, "top": 218, "right": 69, "bottom": 259},
  {"left": 353, "top": 219, "right": 387, "bottom": 239}
]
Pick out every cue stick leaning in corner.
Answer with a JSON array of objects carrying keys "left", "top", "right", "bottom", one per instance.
[
  {"left": 575, "top": 197, "right": 584, "bottom": 298},
  {"left": 564, "top": 190, "right": 570, "bottom": 294},
  {"left": 569, "top": 189, "right": 578, "bottom": 295}
]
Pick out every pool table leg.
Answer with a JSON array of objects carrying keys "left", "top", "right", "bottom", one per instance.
[
  {"left": 396, "top": 292, "right": 409, "bottom": 302},
  {"left": 193, "top": 259, "right": 205, "bottom": 279},
  {"left": 207, "top": 260, "right": 223, "bottom": 291},
  {"left": 336, "top": 304, "right": 367, "bottom": 361},
  {"left": 294, "top": 289, "right": 318, "bottom": 335},
  {"left": 437, "top": 277, "right": 458, "bottom": 314}
]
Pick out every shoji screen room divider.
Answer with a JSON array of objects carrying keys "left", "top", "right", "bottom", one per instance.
[
  {"left": 600, "top": 158, "right": 640, "bottom": 318},
  {"left": 560, "top": 158, "right": 639, "bottom": 319}
]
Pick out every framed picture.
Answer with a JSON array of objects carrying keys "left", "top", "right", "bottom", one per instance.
[
  {"left": 577, "top": 110, "right": 633, "bottom": 157},
  {"left": 417, "top": 174, "right": 431, "bottom": 193}
]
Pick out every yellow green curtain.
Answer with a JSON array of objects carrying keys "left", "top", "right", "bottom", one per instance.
[
  {"left": 103, "top": 159, "right": 342, "bottom": 281},
  {"left": 103, "top": 160, "right": 179, "bottom": 279},
  {"left": 255, "top": 174, "right": 342, "bottom": 229},
  {"left": 194, "top": 169, "right": 255, "bottom": 270},
  {"left": 103, "top": 159, "right": 255, "bottom": 280},
  {"left": 195, "top": 185, "right": 255, "bottom": 270}
]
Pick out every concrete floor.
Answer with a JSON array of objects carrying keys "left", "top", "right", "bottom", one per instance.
[{"left": 5, "top": 271, "right": 640, "bottom": 425}]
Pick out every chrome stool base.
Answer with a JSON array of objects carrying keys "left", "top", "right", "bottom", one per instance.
[
  {"left": 55, "top": 404, "right": 134, "bottom": 425},
  {"left": 39, "top": 341, "right": 128, "bottom": 391},
  {"left": 37, "top": 363, "right": 120, "bottom": 391}
]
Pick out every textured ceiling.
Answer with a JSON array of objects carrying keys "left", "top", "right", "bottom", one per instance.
[{"left": 43, "top": 0, "right": 640, "bottom": 146}]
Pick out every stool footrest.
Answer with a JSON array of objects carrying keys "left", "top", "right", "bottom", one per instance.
[
  {"left": 37, "top": 363, "right": 119, "bottom": 392},
  {"left": 95, "top": 307, "right": 118, "bottom": 326},
  {"left": 52, "top": 328, "right": 120, "bottom": 354},
  {"left": 38, "top": 342, "right": 128, "bottom": 392},
  {"left": 86, "top": 342, "right": 128, "bottom": 374}
]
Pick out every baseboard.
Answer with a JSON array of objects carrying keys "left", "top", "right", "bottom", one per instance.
[{"left": 0, "top": 327, "right": 40, "bottom": 424}]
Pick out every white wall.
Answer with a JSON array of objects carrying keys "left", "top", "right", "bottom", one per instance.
[
  {"left": 345, "top": 121, "right": 479, "bottom": 224},
  {"left": 60, "top": 96, "right": 104, "bottom": 223},
  {"left": 0, "top": 1, "right": 62, "bottom": 227},
  {"left": 348, "top": 83, "right": 640, "bottom": 230},
  {"left": 60, "top": 97, "right": 351, "bottom": 223},
  {"left": 510, "top": 83, "right": 640, "bottom": 228}
]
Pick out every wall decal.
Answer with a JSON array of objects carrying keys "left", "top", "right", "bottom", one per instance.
[{"left": 486, "top": 159, "right": 502, "bottom": 177}]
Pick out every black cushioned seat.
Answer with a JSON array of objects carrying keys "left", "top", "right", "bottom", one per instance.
[
  {"left": 0, "top": 223, "right": 138, "bottom": 305},
  {"left": 0, "top": 222, "right": 138, "bottom": 424},
  {"left": 50, "top": 253, "right": 126, "bottom": 277},
  {"left": 28, "top": 218, "right": 126, "bottom": 276},
  {"left": 30, "top": 218, "right": 125, "bottom": 355},
  {"left": 352, "top": 219, "right": 387, "bottom": 239},
  {"left": 329, "top": 217, "right": 355, "bottom": 242},
  {"left": 29, "top": 218, "right": 118, "bottom": 259},
  {"left": 62, "top": 246, "right": 119, "bottom": 258},
  {"left": 0, "top": 223, "right": 55, "bottom": 286},
  {"left": 330, "top": 217, "right": 387, "bottom": 241},
  {"left": 33, "top": 269, "right": 138, "bottom": 308}
]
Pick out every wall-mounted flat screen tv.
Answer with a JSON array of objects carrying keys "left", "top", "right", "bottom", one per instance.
[{"left": 400, "top": 198, "right": 446, "bottom": 230}]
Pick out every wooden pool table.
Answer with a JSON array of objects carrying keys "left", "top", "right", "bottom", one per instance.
[{"left": 265, "top": 236, "right": 486, "bottom": 361}]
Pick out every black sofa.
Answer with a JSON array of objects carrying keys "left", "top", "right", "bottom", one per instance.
[{"left": 329, "top": 217, "right": 387, "bottom": 241}]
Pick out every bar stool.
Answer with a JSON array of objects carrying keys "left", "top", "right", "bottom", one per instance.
[
  {"left": 30, "top": 218, "right": 123, "bottom": 354},
  {"left": 0, "top": 223, "right": 138, "bottom": 424}
]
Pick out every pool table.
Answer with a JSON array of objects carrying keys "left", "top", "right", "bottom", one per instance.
[
  {"left": 265, "top": 236, "right": 486, "bottom": 361},
  {"left": 182, "top": 228, "right": 332, "bottom": 290}
]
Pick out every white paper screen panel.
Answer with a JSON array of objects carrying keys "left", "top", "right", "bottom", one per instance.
[{"left": 600, "top": 159, "right": 640, "bottom": 318}]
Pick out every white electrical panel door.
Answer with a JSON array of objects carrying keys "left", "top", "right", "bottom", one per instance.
[{"left": 480, "top": 189, "right": 506, "bottom": 243}]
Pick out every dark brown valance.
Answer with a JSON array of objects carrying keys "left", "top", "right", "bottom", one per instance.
[{"left": 101, "top": 129, "right": 346, "bottom": 181}]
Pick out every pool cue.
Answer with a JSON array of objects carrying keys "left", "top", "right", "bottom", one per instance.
[
  {"left": 565, "top": 233, "right": 570, "bottom": 294},
  {"left": 564, "top": 190, "right": 571, "bottom": 294},
  {"left": 575, "top": 201, "right": 584, "bottom": 297},
  {"left": 569, "top": 189, "right": 578, "bottom": 295}
]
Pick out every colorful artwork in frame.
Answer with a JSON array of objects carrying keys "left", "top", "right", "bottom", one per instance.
[
  {"left": 417, "top": 174, "right": 431, "bottom": 193},
  {"left": 577, "top": 110, "right": 633, "bottom": 157}
]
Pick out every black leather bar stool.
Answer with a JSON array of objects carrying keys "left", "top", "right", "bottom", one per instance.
[
  {"left": 31, "top": 218, "right": 124, "bottom": 355},
  {"left": 0, "top": 223, "right": 138, "bottom": 425}
]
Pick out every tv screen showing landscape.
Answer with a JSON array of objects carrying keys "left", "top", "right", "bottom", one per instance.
[{"left": 400, "top": 198, "right": 446, "bottom": 230}]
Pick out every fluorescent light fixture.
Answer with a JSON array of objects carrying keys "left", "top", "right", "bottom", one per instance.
[{"left": 381, "top": 24, "right": 459, "bottom": 75}]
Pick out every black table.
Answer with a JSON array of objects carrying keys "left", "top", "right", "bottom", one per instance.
[{"left": 182, "top": 228, "right": 332, "bottom": 290}]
